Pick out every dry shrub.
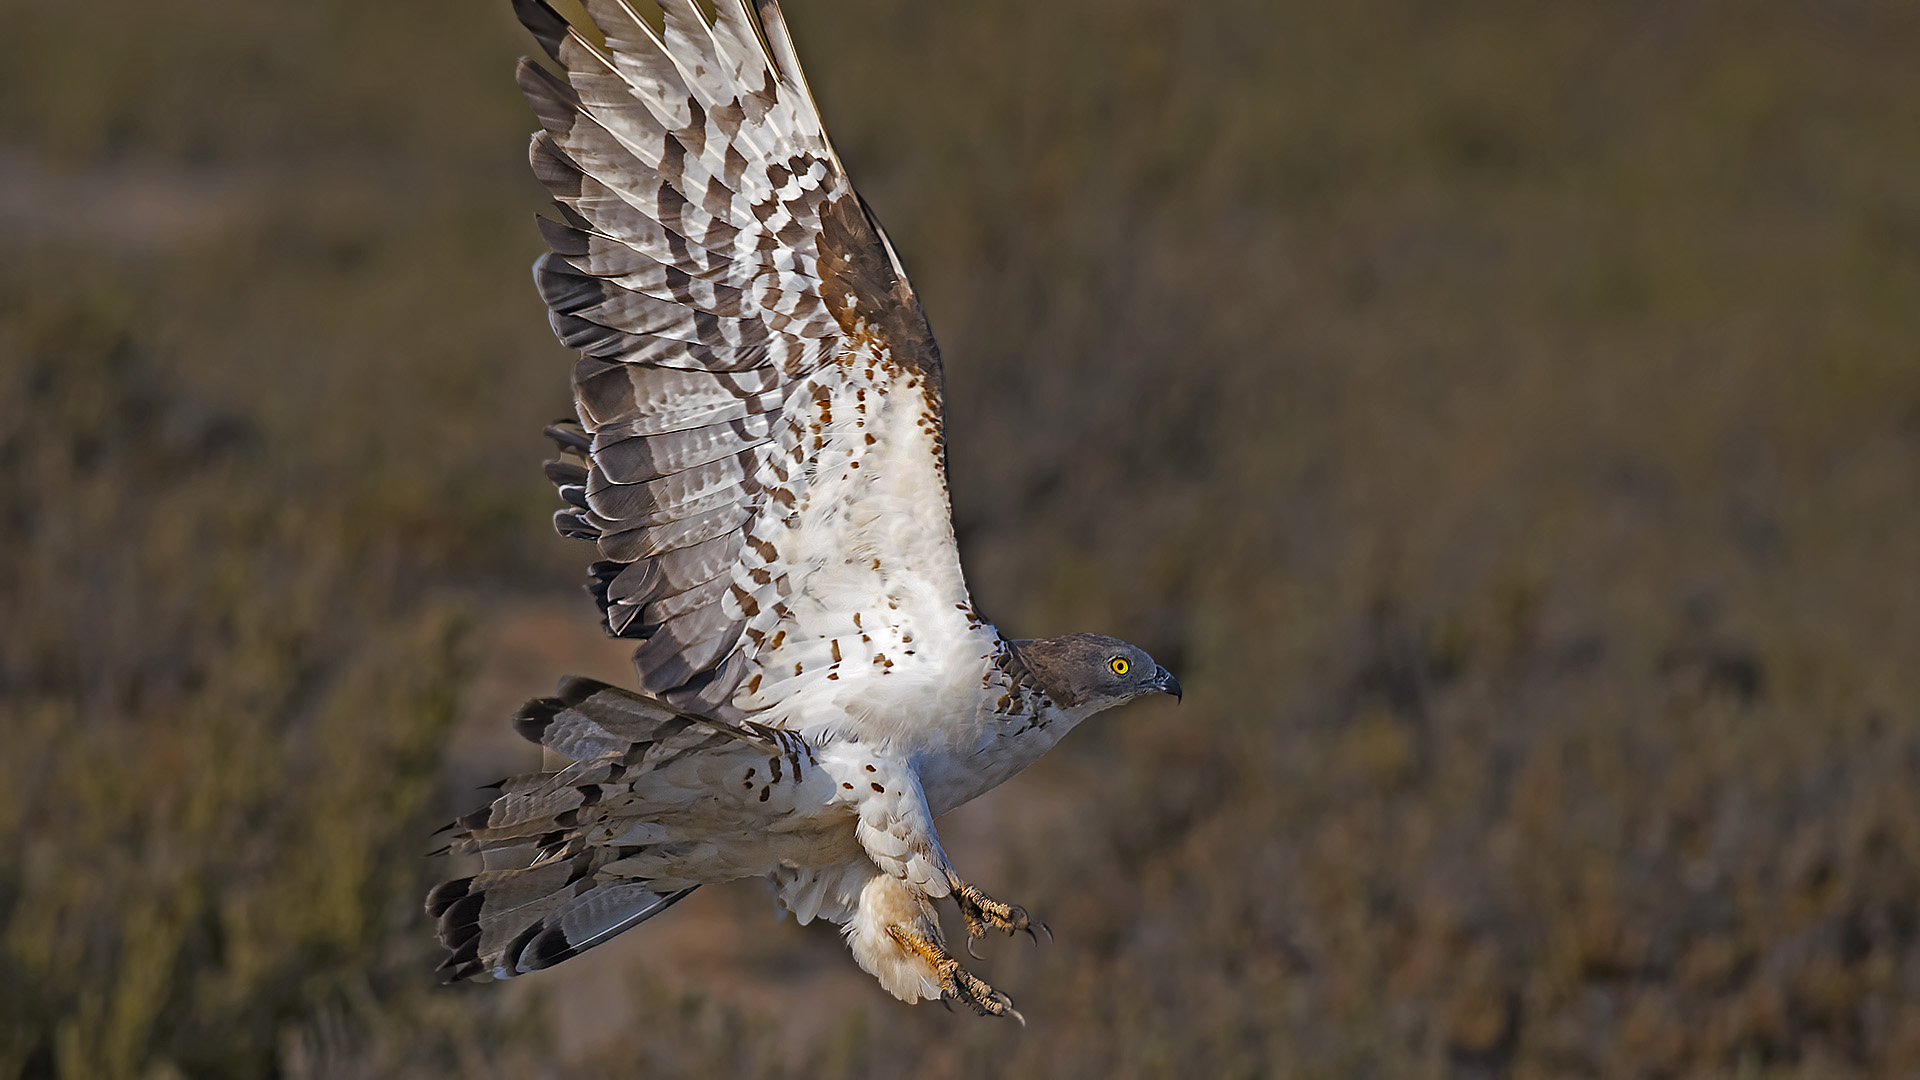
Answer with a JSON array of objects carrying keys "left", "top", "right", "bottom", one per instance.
[{"left": 2, "top": 0, "right": 1918, "bottom": 1076}]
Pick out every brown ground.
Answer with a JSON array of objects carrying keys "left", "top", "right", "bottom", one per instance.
[{"left": 4, "top": 0, "right": 1919, "bottom": 1077}]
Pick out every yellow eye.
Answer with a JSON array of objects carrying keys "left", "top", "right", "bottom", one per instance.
[{"left": 1110, "top": 657, "right": 1130, "bottom": 675}]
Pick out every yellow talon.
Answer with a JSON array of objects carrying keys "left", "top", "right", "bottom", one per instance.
[
  {"left": 952, "top": 880, "right": 1049, "bottom": 946},
  {"left": 885, "top": 925, "right": 1022, "bottom": 1021}
]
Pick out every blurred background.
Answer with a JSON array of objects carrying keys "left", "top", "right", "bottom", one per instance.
[{"left": 3, "top": 0, "right": 1917, "bottom": 1075}]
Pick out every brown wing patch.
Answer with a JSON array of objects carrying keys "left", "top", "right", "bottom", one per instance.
[{"left": 816, "top": 194, "right": 943, "bottom": 394}]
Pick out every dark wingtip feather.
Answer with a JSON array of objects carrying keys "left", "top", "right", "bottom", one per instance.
[
  {"left": 436, "top": 935, "right": 482, "bottom": 974},
  {"left": 521, "top": 925, "right": 578, "bottom": 971},
  {"left": 512, "top": 694, "right": 567, "bottom": 745},
  {"left": 534, "top": 252, "right": 607, "bottom": 316},
  {"left": 438, "top": 958, "right": 487, "bottom": 984},
  {"left": 544, "top": 419, "right": 591, "bottom": 451},
  {"left": 550, "top": 198, "right": 594, "bottom": 233},
  {"left": 548, "top": 472, "right": 589, "bottom": 510},
  {"left": 501, "top": 920, "right": 547, "bottom": 974},
  {"left": 517, "top": 55, "right": 583, "bottom": 130},
  {"left": 438, "top": 892, "right": 487, "bottom": 950},
  {"left": 512, "top": 0, "right": 571, "bottom": 61},
  {"left": 555, "top": 674, "right": 614, "bottom": 703},
  {"left": 554, "top": 508, "right": 599, "bottom": 540},
  {"left": 537, "top": 214, "right": 590, "bottom": 256},
  {"left": 425, "top": 876, "right": 472, "bottom": 918}
]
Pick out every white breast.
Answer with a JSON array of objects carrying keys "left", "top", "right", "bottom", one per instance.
[{"left": 729, "top": 356, "right": 992, "bottom": 740}]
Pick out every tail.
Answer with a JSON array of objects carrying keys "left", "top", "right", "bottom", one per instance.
[
  {"left": 426, "top": 675, "right": 773, "bottom": 981},
  {"left": 426, "top": 855, "right": 695, "bottom": 981}
]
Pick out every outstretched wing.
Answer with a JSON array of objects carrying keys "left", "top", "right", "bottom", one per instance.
[{"left": 520, "top": 0, "right": 989, "bottom": 724}]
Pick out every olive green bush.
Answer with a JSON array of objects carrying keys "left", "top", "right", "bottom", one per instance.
[{"left": 3, "top": 0, "right": 1917, "bottom": 1076}]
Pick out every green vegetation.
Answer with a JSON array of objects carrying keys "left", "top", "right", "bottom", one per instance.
[{"left": 3, "top": 0, "right": 1917, "bottom": 1075}]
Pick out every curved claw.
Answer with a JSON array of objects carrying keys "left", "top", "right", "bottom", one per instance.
[
  {"left": 891, "top": 924, "right": 1022, "bottom": 1022},
  {"left": 953, "top": 882, "right": 1043, "bottom": 939},
  {"left": 965, "top": 933, "right": 986, "bottom": 961},
  {"left": 939, "top": 973, "right": 1022, "bottom": 1021}
]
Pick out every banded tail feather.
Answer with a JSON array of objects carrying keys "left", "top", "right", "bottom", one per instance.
[
  {"left": 427, "top": 676, "right": 774, "bottom": 980},
  {"left": 428, "top": 862, "right": 694, "bottom": 981}
]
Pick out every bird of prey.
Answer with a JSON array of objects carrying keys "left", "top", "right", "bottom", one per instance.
[{"left": 427, "top": 0, "right": 1181, "bottom": 1019}]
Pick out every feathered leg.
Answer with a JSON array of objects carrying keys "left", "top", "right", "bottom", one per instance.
[
  {"left": 828, "top": 751, "right": 1037, "bottom": 1015},
  {"left": 838, "top": 871, "right": 1021, "bottom": 1020}
]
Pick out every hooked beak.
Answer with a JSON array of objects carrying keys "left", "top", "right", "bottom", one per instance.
[{"left": 1151, "top": 665, "right": 1183, "bottom": 703}]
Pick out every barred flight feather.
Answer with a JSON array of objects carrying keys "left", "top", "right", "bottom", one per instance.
[{"left": 504, "top": 0, "right": 960, "bottom": 721}]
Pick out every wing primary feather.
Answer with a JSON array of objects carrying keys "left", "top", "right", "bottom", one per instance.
[
  {"left": 511, "top": 0, "right": 570, "bottom": 62},
  {"left": 514, "top": 0, "right": 965, "bottom": 716},
  {"left": 750, "top": 0, "right": 843, "bottom": 175},
  {"left": 545, "top": 419, "right": 592, "bottom": 452}
]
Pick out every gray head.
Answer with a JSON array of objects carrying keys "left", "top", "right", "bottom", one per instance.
[{"left": 1010, "top": 633, "right": 1182, "bottom": 712}]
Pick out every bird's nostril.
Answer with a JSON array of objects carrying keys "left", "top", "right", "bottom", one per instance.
[{"left": 1152, "top": 666, "right": 1183, "bottom": 702}]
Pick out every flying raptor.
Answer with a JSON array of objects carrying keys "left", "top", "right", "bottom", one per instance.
[{"left": 428, "top": 0, "right": 1182, "bottom": 1019}]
